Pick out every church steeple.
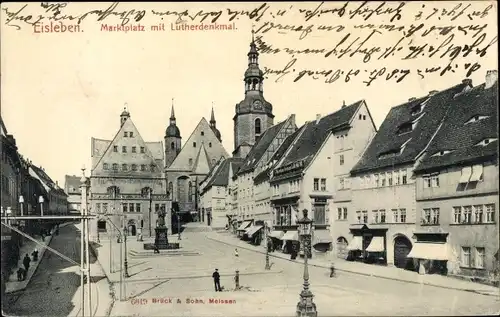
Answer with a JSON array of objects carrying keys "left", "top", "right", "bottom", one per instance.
[
  {"left": 170, "top": 98, "right": 177, "bottom": 125},
  {"left": 210, "top": 102, "right": 222, "bottom": 143},
  {"left": 210, "top": 103, "right": 216, "bottom": 127},
  {"left": 244, "top": 25, "right": 264, "bottom": 94}
]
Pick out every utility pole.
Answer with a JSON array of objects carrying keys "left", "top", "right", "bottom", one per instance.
[{"left": 84, "top": 181, "right": 91, "bottom": 316}]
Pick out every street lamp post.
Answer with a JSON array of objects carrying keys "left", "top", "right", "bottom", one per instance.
[
  {"left": 296, "top": 209, "right": 317, "bottom": 317},
  {"left": 148, "top": 188, "right": 153, "bottom": 238},
  {"left": 265, "top": 222, "right": 271, "bottom": 270},
  {"left": 123, "top": 226, "right": 130, "bottom": 278}
]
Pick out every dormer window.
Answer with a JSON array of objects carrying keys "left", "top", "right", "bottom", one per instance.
[
  {"left": 378, "top": 148, "right": 402, "bottom": 160},
  {"left": 410, "top": 105, "right": 422, "bottom": 116},
  {"left": 465, "top": 115, "right": 489, "bottom": 124},
  {"left": 431, "top": 150, "right": 453, "bottom": 157},
  {"left": 476, "top": 138, "right": 498, "bottom": 146},
  {"left": 397, "top": 122, "right": 413, "bottom": 135}
]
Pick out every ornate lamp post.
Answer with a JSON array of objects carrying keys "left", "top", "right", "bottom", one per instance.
[
  {"left": 296, "top": 209, "right": 317, "bottom": 317},
  {"left": 38, "top": 196, "right": 44, "bottom": 216},
  {"left": 19, "top": 195, "right": 24, "bottom": 216},
  {"left": 123, "top": 225, "right": 130, "bottom": 278},
  {"left": 264, "top": 222, "right": 271, "bottom": 270}
]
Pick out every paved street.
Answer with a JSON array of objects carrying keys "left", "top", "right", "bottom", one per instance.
[
  {"left": 97, "top": 232, "right": 500, "bottom": 317},
  {"left": 3, "top": 224, "right": 112, "bottom": 317}
]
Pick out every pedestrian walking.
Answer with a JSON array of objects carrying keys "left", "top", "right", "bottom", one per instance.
[
  {"left": 234, "top": 248, "right": 239, "bottom": 257},
  {"left": 23, "top": 254, "right": 31, "bottom": 272},
  {"left": 32, "top": 249, "right": 39, "bottom": 261},
  {"left": 17, "top": 268, "right": 24, "bottom": 281},
  {"left": 212, "top": 269, "right": 222, "bottom": 292}
]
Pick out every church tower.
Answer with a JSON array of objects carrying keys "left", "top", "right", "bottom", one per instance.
[
  {"left": 233, "top": 30, "right": 274, "bottom": 159},
  {"left": 164, "top": 99, "right": 182, "bottom": 168},
  {"left": 120, "top": 106, "right": 130, "bottom": 127}
]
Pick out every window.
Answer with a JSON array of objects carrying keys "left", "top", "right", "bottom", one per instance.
[
  {"left": 313, "top": 204, "right": 326, "bottom": 224},
  {"left": 131, "top": 164, "right": 137, "bottom": 171},
  {"left": 209, "top": 142, "right": 212, "bottom": 148},
  {"left": 193, "top": 142, "right": 196, "bottom": 147},
  {"left": 102, "top": 203, "right": 108, "bottom": 213},
  {"left": 461, "top": 247, "right": 471, "bottom": 267},
  {"left": 320, "top": 178, "right": 326, "bottom": 191},
  {"left": 340, "top": 155, "right": 344, "bottom": 165},
  {"left": 362, "top": 210, "right": 368, "bottom": 224},
  {"left": 96, "top": 203, "right": 101, "bottom": 213},
  {"left": 170, "top": 142, "right": 175, "bottom": 150},
  {"left": 473, "top": 205, "right": 483, "bottom": 223},
  {"left": 339, "top": 178, "right": 345, "bottom": 190},
  {"left": 394, "top": 171, "right": 400, "bottom": 185},
  {"left": 381, "top": 174, "right": 386, "bottom": 187},
  {"left": 387, "top": 172, "right": 393, "bottom": 186},
  {"left": 431, "top": 174, "right": 439, "bottom": 187},
  {"left": 313, "top": 178, "right": 319, "bottom": 191},
  {"left": 212, "top": 158, "right": 216, "bottom": 165},
  {"left": 343, "top": 208, "right": 348, "bottom": 220},
  {"left": 122, "top": 203, "right": 128, "bottom": 212},
  {"left": 392, "top": 209, "right": 399, "bottom": 223},
  {"left": 486, "top": 204, "right": 495, "bottom": 223},
  {"left": 201, "top": 131, "right": 204, "bottom": 136},
  {"left": 113, "top": 146, "right": 118, "bottom": 152},
  {"left": 463, "top": 206, "right": 472, "bottom": 224},
  {"left": 431, "top": 208, "right": 440, "bottom": 224},
  {"left": 423, "top": 208, "right": 431, "bottom": 224},
  {"left": 423, "top": 176, "right": 431, "bottom": 188},
  {"left": 124, "top": 131, "right": 128, "bottom": 137},
  {"left": 136, "top": 203, "right": 141, "bottom": 213},
  {"left": 424, "top": 173, "right": 439, "bottom": 188},
  {"left": 375, "top": 174, "right": 379, "bottom": 187},
  {"left": 475, "top": 247, "right": 485, "bottom": 268},
  {"left": 400, "top": 208, "right": 406, "bottom": 223},
  {"left": 373, "top": 210, "right": 379, "bottom": 223},
  {"left": 363, "top": 115, "right": 366, "bottom": 120},
  {"left": 189, "top": 158, "right": 193, "bottom": 166},
  {"left": 380, "top": 209, "right": 386, "bottom": 223},
  {"left": 476, "top": 138, "right": 498, "bottom": 146},
  {"left": 103, "top": 163, "right": 109, "bottom": 170},
  {"left": 188, "top": 182, "right": 193, "bottom": 202},
  {"left": 140, "top": 164, "right": 146, "bottom": 171},
  {"left": 122, "top": 164, "right": 128, "bottom": 171},
  {"left": 255, "top": 118, "right": 261, "bottom": 135},
  {"left": 150, "top": 165, "right": 156, "bottom": 172},
  {"left": 129, "top": 132, "right": 133, "bottom": 137},
  {"left": 129, "top": 203, "right": 135, "bottom": 212},
  {"left": 122, "top": 146, "right": 127, "bottom": 153},
  {"left": 132, "top": 146, "right": 137, "bottom": 153},
  {"left": 155, "top": 204, "right": 160, "bottom": 213},
  {"left": 401, "top": 170, "right": 407, "bottom": 184},
  {"left": 112, "top": 163, "right": 118, "bottom": 171},
  {"left": 453, "top": 206, "right": 462, "bottom": 224},
  {"left": 356, "top": 211, "right": 361, "bottom": 223}
]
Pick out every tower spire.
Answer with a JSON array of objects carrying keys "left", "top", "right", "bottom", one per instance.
[
  {"left": 251, "top": 24, "right": 255, "bottom": 43},
  {"left": 170, "top": 98, "right": 175, "bottom": 119},
  {"left": 210, "top": 102, "right": 216, "bottom": 125}
]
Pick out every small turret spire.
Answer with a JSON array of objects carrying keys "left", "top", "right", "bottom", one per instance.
[
  {"left": 251, "top": 24, "right": 255, "bottom": 43},
  {"left": 210, "top": 102, "right": 216, "bottom": 124},
  {"left": 170, "top": 98, "right": 176, "bottom": 120}
]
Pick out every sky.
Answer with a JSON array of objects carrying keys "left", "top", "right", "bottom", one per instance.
[{"left": 1, "top": 1, "right": 498, "bottom": 187}]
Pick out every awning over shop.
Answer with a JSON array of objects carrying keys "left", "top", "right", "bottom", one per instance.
[
  {"left": 313, "top": 230, "right": 333, "bottom": 245},
  {"left": 282, "top": 230, "right": 299, "bottom": 241},
  {"left": 346, "top": 236, "right": 363, "bottom": 251},
  {"left": 366, "top": 236, "right": 384, "bottom": 252},
  {"left": 406, "top": 242, "right": 449, "bottom": 261},
  {"left": 268, "top": 231, "right": 284, "bottom": 239},
  {"left": 245, "top": 225, "right": 263, "bottom": 237},
  {"left": 236, "top": 220, "right": 252, "bottom": 231}
]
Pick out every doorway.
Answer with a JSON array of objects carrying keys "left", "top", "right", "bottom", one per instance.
[{"left": 394, "top": 235, "right": 412, "bottom": 269}]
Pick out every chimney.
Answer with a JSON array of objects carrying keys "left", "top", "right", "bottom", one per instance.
[
  {"left": 408, "top": 97, "right": 416, "bottom": 102},
  {"left": 428, "top": 90, "right": 438, "bottom": 96},
  {"left": 485, "top": 70, "right": 498, "bottom": 89},
  {"left": 316, "top": 114, "right": 321, "bottom": 124},
  {"left": 341, "top": 100, "right": 346, "bottom": 108}
]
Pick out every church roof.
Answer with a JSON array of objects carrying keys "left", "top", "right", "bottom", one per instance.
[
  {"left": 235, "top": 93, "right": 273, "bottom": 118},
  {"left": 201, "top": 157, "right": 244, "bottom": 194},
  {"left": 414, "top": 82, "right": 498, "bottom": 173},
  {"left": 166, "top": 124, "right": 181, "bottom": 138},
  {"left": 351, "top": 81, "right": 472, "bottom": 174}
]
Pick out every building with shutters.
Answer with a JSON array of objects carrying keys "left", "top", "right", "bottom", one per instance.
[
  {"left": 90, "top": 108, "right": 170, "bottom": 239},
  {"left": 412, "top": 71, "right": 498, "bottom": 278},
  {"left": 349, "top": 80, "right": 473, "bottom": 269}
]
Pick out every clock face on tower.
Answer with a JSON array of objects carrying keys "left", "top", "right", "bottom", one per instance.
[{"left": 253, "top": 100, "right": 263, "bottom": 110}]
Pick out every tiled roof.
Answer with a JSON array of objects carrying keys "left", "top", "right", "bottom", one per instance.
[
  {"left": 415, "top": 83, "right": 498, "bottom": 172},
  {"left": 271, "top": 101, "right": 362, "bottom": 180},
  {"left": 31, "top": 165, "right": 66, "bottom": 196},
  {"left": 202, "top": 158, "right": 244, "bottom": 194},
  {"left": 254, "top": 125, "right": 305, "bottom": 185},
  {"left": 351, "top": 82, "right": 471, "bottom": 174},
  {"left": 237, "top": 119, "right": 288, "bottom": 175}
]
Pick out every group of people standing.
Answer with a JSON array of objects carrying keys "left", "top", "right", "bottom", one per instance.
[{"left": 16, "top": 250, "right": 38, "bottom": 281}]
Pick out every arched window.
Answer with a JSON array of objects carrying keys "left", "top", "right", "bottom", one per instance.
[
  {"left": 212, "top": 158, "right": 216, "bottom": 165},
  {"left": 252, "top": 79, "right": 257, "bottom": 90},
  {"left": 168, "top": 182, "right": 173, "bottom": 200},
  {"left": 188, "top": 182, "right": 193, "bottom": 202},
  {"left": 112, "top": 163, "right": 118, "bottom": 171},
  {"left": 131, "top": 164, "right": 137, "bottom": 171},
  {"left": 107, "top": 186, "right": 120, "bottom": 198},
  {"left": 170, "top": 142, "right": 175, "bottom": 150},
  {"left": 255, "top": 118, "right": 261, "bottom": 135},
  {"left": 122, "top": 164, "right": 128, "bottom": 171}
]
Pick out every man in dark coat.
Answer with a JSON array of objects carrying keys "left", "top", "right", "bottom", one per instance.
[
  {"left": 212, "top": 269, "right": 221, "bottom": 292},
  {"left": 23, "top": 254, "right": 31, "bottom": 273}
]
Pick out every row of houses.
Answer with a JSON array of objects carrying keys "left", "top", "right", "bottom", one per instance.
[{"left": 199, "top": 71, "right": 499, "bottom": 279}]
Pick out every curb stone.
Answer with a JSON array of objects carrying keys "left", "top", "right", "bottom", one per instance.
[{"left": 206, "top": 235, "right": 499, "bottom": 297}]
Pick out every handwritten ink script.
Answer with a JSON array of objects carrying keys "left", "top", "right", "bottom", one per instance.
[{"left": 2, "top": 1, "right": 497, "bottom": 86}]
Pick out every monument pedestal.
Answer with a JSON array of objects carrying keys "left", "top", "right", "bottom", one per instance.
[{"left": 155, "top": 227, "right": 169, "bottom": 249}]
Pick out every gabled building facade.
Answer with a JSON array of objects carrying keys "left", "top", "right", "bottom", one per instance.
[
  {"left": 64, "top": 175, "right": 82, "bottom": 214},
  {"left": 165, "top": 105, "right": 229, "bottom": 221},
  {"left": 269, "top": 101, "right": 374, "bottom": 258},
  {"left": 90, "top": 108, "right": 170, "bottom": 240},
  {"left": 411, "top": 71, "right": 498, "bottom": 278},
  {"left": 227, "top": 160, "right": 243, "bottom": 230},
  {"left": 348, "top": 80, "right": 473, "bottom": 269}
]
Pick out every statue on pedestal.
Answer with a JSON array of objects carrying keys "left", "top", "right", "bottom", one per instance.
[
  {"left": 157, "top": 208, "right": 166, "bottom": 228},
  {"left": 154, "top": 206, "right": 169, "bottom": 249}
]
